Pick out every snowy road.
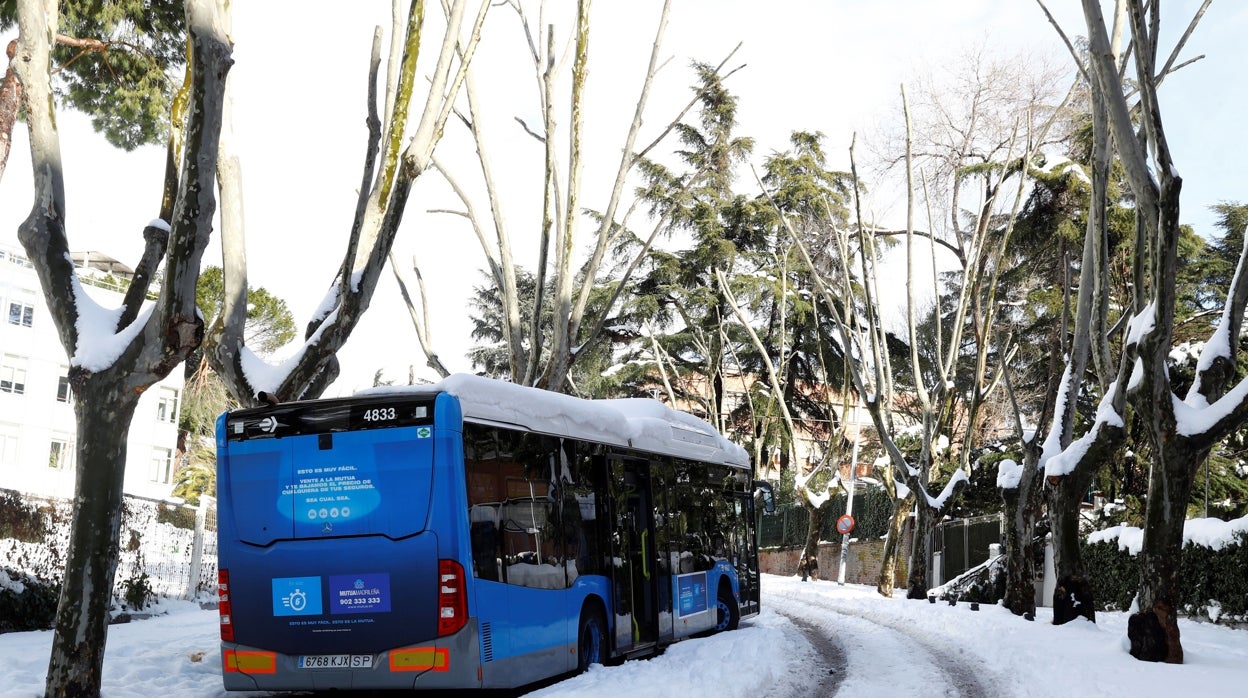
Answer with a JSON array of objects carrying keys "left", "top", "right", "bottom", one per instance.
[
  {"left": 775, "top": 610, "right": 846, "bottom": 696},
  {"left": 771, "top": 589, "right": 996, "bottom": 697}
]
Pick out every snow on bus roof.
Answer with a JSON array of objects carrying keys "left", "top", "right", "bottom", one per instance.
[{"left": 357, "top": 374, "right": 750, "bottom": 469}]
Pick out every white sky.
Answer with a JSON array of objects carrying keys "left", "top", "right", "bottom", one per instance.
[
  {"left": 2, "top": 1, "right": 1245, "bottom": 394},
  {"left": 3, "top": 573, "right": 1247, "bottom": 696}
]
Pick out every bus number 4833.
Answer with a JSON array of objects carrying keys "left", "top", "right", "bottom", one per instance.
[{"left": 362, "top": 407, "right": 396, "bottom": 422}]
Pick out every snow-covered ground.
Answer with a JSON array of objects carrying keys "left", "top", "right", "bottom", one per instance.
[{"left": 2, "top": 574, "right": 1245, "bottom": 697}]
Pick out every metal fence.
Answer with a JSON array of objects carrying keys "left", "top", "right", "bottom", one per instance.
[
  {"left": 930, "top": 513, "right": 1002, "bottom": 588},
  {"left": 0, "top": 487, "right": 218, "bottom": 604},
  {"left": 759, "top": 487, "right": 896, "bottom": 548}
]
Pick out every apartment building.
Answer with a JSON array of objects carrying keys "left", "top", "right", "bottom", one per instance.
[{"left": 0, "top": 242, "right": 183, "bottom": 501}]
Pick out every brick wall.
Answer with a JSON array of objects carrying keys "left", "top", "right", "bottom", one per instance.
[{"left": 760, "top": 521, "right": 912, "bottom": 588}]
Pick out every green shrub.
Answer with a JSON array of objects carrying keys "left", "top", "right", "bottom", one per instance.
[
  {"left": 0, "top": 490, "right": 46, "bottom": 544},
  {"left": 156, "top": 504, "right": 196, "bottom": 530},
  {"left": 1082, "top": 530, "right": 1248, "bottom": 619},
  {"left": 1083, "top": 538, "right": 1138, "bottom": 612},
  {"left": 121, "top": 573, "right": 155, "bottom": 611},
  {"left": 1179, "top": 532, "right": 1248, "bottom": 619},
  {"left": 0, "top": 569, "right": 60, "bottom": 633}
]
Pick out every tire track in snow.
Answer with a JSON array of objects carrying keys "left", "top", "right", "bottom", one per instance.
[
  {"left": 769, "top": 592, "right": 995, "bottom": 698},
  {"left": 774, "top": 609, "right": 848, "bottom": 697}
]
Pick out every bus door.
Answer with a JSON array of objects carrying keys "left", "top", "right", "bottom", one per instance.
[{"left": 608, "top": 457, "right": 658, "bottom": 655}]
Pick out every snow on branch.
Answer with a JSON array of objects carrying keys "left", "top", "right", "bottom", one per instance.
[
  {"left": 239, "top": 307, "right": 340, "bottom": 398},
  {"left": 1184, "top": 321, "right": 1232, "bottom": 411},
  {"left": 996, "top": 458, "right": 1023, "bottom": 490},
  {"left": 1186, "top": 238, "right": 1247, "bottom": 406},
  {"left": 1039, "top": 362, "right": 1074, "bottom": 464},
  {"left": 893, "top": 477, "right": 911, "bottom": 500},
  {"left": 1173, "top": 377, "right": 1248, "bottom": 438},
  {"left": 924, "top": 468, "right": 968, "bottom": 509},
  {"left": 70, "top": 276, "right": 155, "bottom": 372},
  {"left": 1044, "top": 386, "right": 1124, "bottom": 478},
  {"left": 1125, "top": 301, "right": 1156, "bottom": 348}
]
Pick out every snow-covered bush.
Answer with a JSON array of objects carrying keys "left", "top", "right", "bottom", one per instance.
[
  {"left": 1083, "top": 519, "right": 1248, "bottom": 622},
  {"left": 0, "top": 567, "right": 58, "bottom": 633}
]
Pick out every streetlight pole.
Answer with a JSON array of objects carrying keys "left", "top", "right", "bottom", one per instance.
[{"left": 837, "top": 403, "right": 862, "bottom": 585}]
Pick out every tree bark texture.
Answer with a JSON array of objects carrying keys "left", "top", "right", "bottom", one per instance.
[
  {"left": 1048, "top": 474, "right": 1096, "bottom": 625},
  {"left": 803, "top": 504, "right": 826, "bottom": 566},
  {"left": 876, "top": 494, "right": 912, "bottom": 597},
  {"left": 999, "top": 466, "right": 1042, "bottom": 618},
  {"left": 1079, "top": 0, "right": 1204, "bottom": 661},
  {"left": 905, "top": 498, "right": 932, "bottom": 599},
  {"left": 209, "top": 0, "right": 486, "bottom": 406},
  {"left": 1131, "top": 438, "right": 1203, "bottom": 662},
  {"left": 43, "top": 396, "right": 140, "bottom": 697},
  {"left": 0, "top": 40, "right": 20, "bottom": 187}
]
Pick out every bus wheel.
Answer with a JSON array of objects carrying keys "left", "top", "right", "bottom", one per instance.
[
  {"left": 577, "top": 606, "right": 607, "bottom": 673},
  {"left": 714, "top": 587, "right": 740, "bottom": 633}
]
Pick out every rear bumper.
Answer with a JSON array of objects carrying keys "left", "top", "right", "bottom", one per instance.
[{"left": 221, "top": 621, "right": 481, "bottom": 691}]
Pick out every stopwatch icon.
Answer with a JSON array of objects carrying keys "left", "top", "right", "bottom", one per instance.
[{"left": 288, "top": 589, "right": 307, "bottom": 612}]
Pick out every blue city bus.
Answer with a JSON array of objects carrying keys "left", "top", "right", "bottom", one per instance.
[{"left": 216, "top": 374, "right": 773, "bottom": 691}]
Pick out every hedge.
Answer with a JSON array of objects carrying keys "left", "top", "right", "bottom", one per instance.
[{"left": 1084, "top": 531, "right": 1248, "bottom": 621}]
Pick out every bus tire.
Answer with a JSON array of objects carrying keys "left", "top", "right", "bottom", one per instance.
[
  {"left": 576, "top": 605, "right": 607, "bottom": 673},
  {"left": 714, "top": 585, "right": 740, "bottom": 633}
]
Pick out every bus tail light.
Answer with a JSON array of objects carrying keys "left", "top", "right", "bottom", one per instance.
[
  {"left": 437, "top": 559, "right": 467, "bottom": 637},
  {"left": 219, "top": 569, "right": 235, "bottom": 642},
  {"left": 223, "top": 649, "right": 276, "bottom": 674}
]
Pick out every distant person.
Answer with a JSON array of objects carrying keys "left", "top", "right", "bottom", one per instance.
[{"left": 798, "top": 555, "right": 809, "bottom": 582}]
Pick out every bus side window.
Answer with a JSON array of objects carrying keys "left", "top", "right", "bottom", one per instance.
[
  {"left": 498, "top": 432, "right": 576, "bottom": 590},
  {"left": 565, "top": 440, "right": 603, "bottom": 578},
  {"left": 469, "top": 507, "right": 500, "bottom": 581},
  {"left": 464, "top": 424, "right": 503, "bottom": 582}
]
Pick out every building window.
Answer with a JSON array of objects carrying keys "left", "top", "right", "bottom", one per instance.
[
  {"left": 150, "top": 447, "right": 173, "bottom": 484},
  {"left": 156, "top": 387, "right": 179, "bottom": 423},
  {"left": 48, "top": 438, "right": 73, "bottom": 470},
  {"left": 8, "top": 300, "right": 34, "bottom": 327},
  {"left": 0, "top": 356, "right": 27, "bottom": 395},
  {"left": 0, "top": 249, "right": 33, "bottom": 269},
  {"left": 0, "top": 425, "right": 18, "bottom": 465},
  {"left": 57, "top": 374, "right": 74, "bottom": 404}
]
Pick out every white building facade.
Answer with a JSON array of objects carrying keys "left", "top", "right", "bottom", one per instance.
[{"left": 0, "top": 242, "right": 183, "bottom": 501}]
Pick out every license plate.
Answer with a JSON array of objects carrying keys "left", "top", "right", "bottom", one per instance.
[{"left": 297, "top": 654, "right": 374, "bottom": 669}]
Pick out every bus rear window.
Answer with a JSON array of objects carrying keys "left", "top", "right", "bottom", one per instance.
[{"left": 220, "top": 411, "right": 438, "bottom": 544}]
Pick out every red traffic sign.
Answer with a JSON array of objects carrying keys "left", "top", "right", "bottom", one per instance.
[{"left": 836, "top": 514, "right": 856, "bottom": 535}]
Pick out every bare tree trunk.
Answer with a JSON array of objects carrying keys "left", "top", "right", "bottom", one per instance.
[
  {"left": 905, "top": 497, "right": 933, "bottom": 599},
  {"left": 1132, "top": 440, "right": 1203, "bottom": 662},
  {"left": 0, "top": 40, "right": 19, "bottom": 186},
  {"left": 1076, "top": 0, "right": 1225, "bottom": 662},
  {"left": 877, "top": 494, "right": 913, "bottom": 597},
  {"left": 803, "top": 504, "right": 826, "bottom": 569},
  {"left": 1000, "top": 461, "right": 1042, "bottom": 617},
  {"left": 208, "top": 1, "right": 488, "bottom": 406},
  {"left": 44, "top": 395, "right": 140, "bottom": 696},
  {"left": 1049, "top": 471, "right": 1097, "bottom": 624}
]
